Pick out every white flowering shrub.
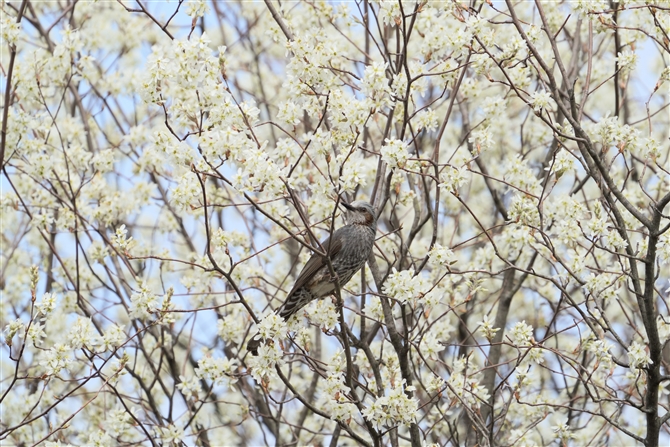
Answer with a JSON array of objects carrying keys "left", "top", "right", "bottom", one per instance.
[{"left": 1, "top": 1, "right": 669, "bottom": 446}]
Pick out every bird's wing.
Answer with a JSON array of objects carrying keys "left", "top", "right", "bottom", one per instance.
[{"left": 288, "top": 232, "right": 343, "bottom": 294}]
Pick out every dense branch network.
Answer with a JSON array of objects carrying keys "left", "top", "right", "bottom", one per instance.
[{"left": 1, "top": 1, "right": 669, "bottom": 446}]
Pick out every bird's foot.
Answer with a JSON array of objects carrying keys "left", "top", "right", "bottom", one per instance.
[{"left": 331, "top": 296, "right": 344, "bottom": 313}]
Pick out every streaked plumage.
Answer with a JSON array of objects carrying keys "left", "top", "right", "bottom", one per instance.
[{"left": 247, "top": 200, "right": 377, "bottom": 355}]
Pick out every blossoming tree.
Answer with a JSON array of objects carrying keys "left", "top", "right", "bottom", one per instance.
[{"left": 2, "top": 1, "right": 670, "bottom": 446}]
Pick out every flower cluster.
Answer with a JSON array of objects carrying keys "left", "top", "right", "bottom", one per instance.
[
  {"left": 438, "top": 165, "right": 469, "bottom": 195},
  {"left": 68, "top": 317, "right": 100, "bottom": 350},
  {"left": 4, "top": 319, "right": 25, "bottom": 347},
  {"left": 627, "top": 341, "right": 653, "bottom": 370},
  {"left": 153, "top": 424, "right": 184, "bottom": 446},
  {"left": 380, "top": 138, "right": 410, "bottom": 169},
  {"left": 111, "top": 225, "right": 134, "bottom": 252},
  {"left": 129, "top": 284, "right": 159, "bottom": 320},
  {"left": 247, "top": 343, "right": 284, "bottom": 384},
  {"left": 382, "top": 268, "right": 430, "bottom": 305},
  {"left": 39, "top": 343, "right": 74, "bottom": 376},
  {"left": 186, "top": 0, "right": 209, "bottom": 18},
  {"left": 583, "top": 336, "right": 614, "bottom": 371},
  {"left": 253, "top": 313, "right": 288, "bottom": 342},
  {"left": 217, "top": 311, "right": 247, "bottom": 345},
  {"left": 615, "top": 49, "right": 638, "bottom": 74},
  {"left": 1, "top": 14, "right": 21, "bottom": 46},
  {"left": 362, "top": 381, "right": 418, "bottom": 429},
  {"left": 195, "top": 354, "right": 238, "bottom": 387},
  {"left": 509, "top": 321, "right": 534, "bottom": 346},
  {"left": 306, "top": 298, "right": 339, "bottom": 330},
  {"left": 552, "top": 419, "right": 573, "bottom": 444},
  {"left": 428, "top": 243, "right": 456, "bottom": 267},
  {"left": 529, "top": 90, "right": 554, "bottom": 112},
  {"left": 476, "top": 315, "right": 500, "bottom": 342},
  {"left": 2, "top": 1, "right": 669, "bottom": 445},
  {"left": 362, "top": 61, "right": 392, "bottom": 110},
  {"left": 446, "top": 357, "right": 490, "bottom": 410},
  {"left": 318, "top": 372, "right": 358, "bottom": 422}
]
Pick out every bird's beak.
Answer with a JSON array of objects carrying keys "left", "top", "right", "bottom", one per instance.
[{"left": 341, "top": 202, "right": 355, "bottom": 211}]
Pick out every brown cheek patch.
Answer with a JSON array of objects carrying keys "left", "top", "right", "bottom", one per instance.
[{"left": 365, "top": 212, "right": 374, "bottom": 225}]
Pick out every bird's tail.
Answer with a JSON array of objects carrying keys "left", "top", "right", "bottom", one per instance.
[
  {"left": 248, "top": 290, "right": 310, "bottom": 355},
  {"left": 277, "top": 305, "right": 295, "bottom": 321},
  {"left": 277, "top": 288, "right": 311, "bottom": 321}
]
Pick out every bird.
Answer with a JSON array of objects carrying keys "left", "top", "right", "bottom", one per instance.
[{"left": 247, "top": 200, "right": 377, "bottom": 355}]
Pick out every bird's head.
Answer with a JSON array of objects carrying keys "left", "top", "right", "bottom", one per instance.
[{"left": 341, "top": 200, "right": 377, "bottom": 229}]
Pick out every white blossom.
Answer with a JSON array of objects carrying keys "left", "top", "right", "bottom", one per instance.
[
  {"left": 428, "top": 243, "right": 456, "bottom": 267},
  {"left": 383, "top": 268, "right": 430, "bottom": 305},
  {"left": 129, "top": 284, "right": 159, "bottom": 320},
  {"left": 1, "top": 15, "right": 21, "bottom": 46},
  {"left": 476, "top": 315, "right": 500, "bottom": 342},
  {"left": 154, "top": 424, "right": 185, "bottom": 446},
  {"left": 92, "top": 149, "right": 115, "bottom": 173},
  {"left": 446, "top": 357, "right": 490, "bottom": 410},
  {"left": 509, "top": 321, "right": 534, "bottom": 346},
  {"left": 380, "top": 138, "right": 409, "bottom": 169},
  {"left": 627, "top": 341, "right": 652, "bottom": 370},
  {"left": 277, "top": 100, "right": 303, "bottom": 126},
  {"left": 414, "top": 108, "right": 438, "bottom": 132},
  {"left": 529, "top": 90, "right": 554, "bottom": 112},
  {"left": 247, "top": 343, "right": 284, "bottom": 384},
  {"left": 438, "top": 165, "right": 468, "bottom": 195},
  {"left": 552, "top": 420, "right": 573, "bottom": 443},
  {"left": 615, "top": 49, "right": 638, "bottom": 74},
  {"left": 217, "top": 313, "right": 246, "bottom": 344},
  {"left": 40, "top": 343, "right": 73, "bottom": 376},
  {"left": 549, "top": 150, "right": 574, "bottom": 177},
  {"left": 362, "top": 381, "right": 418, "bottom": 429},
  {"left": 177, "top": 375, "right": 202, "bottom": 400},
  {"left": 468, "top": 125, "right": 494, "bottom": 152},
  {"left": 659, "top": 234, "right": 670, "bottom": 265},
  {"left": 4, "top": 319, "right": 25, "bottom": 346},
  {"left": 306, "top": 298, "right": 339, "bottom": 330},
  {"left": 104, "top": 406, "right": 133, "bottom": 438},
  {"left": 101, "top": 324, "right": 126, "bottom": 351},
  {"left": 253, "top": 313, "right": 288, "bottom": 343},
  {"left": 186, "top": 0, "right": 209, "bottom": 18},
  {"left": 36, "top": 292, "right": 57, "bottom": 317},
  {"left": 68, "top": 317, "right": 100, "bottom": 350},
  {"left": 111, "top": 224, "right": 134, "bottom": 252},
  {"left": 195, "top": 355, "right": 238, "bottom": 386}
]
